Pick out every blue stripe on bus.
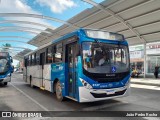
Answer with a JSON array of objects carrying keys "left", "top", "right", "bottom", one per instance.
[{"left": 51, "top": 63, "right": 66, "bottom": 96}]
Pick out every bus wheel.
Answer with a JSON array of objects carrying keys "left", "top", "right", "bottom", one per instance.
[
  {"left": 4, "top": 82, "right": 8, "bottom": 86},
  {"left": 55, "top": 81, "right": 64, "bottom": 101}
]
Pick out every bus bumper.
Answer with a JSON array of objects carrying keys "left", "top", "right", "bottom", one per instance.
[
  {"left": 79, "top": 85, "right": 130, "bottom": 102},
  {"left": 0, "top": 76, "right": 11, "bottom": 83}
]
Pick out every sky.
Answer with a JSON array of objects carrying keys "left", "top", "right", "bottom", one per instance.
[{"left": 0, "top": 0, "right": 105, "bottom": 66}]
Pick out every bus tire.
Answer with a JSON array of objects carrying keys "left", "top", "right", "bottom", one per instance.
[
  {"left": 55, "top": 81, "right": 64, "bottom": 101},
  {"left": 4, "top": 82, "right": 8, "bottom": 86}
]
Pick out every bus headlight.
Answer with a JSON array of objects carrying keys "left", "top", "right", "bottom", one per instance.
[
  {"left": 79, "top": 78, "right": 93, "bottom": 89},
  {"left": 7, "top": 73, "right": 11, "bottom": 77}
]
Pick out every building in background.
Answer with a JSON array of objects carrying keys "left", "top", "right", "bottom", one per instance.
[
  {"left": 129, "top": 45, "right": 144, "bottom": 74},
  {"left": 129, "top": 42, "right": 160, "bottom": 75}
]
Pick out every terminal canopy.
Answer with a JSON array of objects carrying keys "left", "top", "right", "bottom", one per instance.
[{"left": 1, "top": 0, "right": 160, "bottom": 61}]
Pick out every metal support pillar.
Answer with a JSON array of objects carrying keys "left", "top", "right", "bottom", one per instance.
[{"left": 144, "top": 43, "right": 146, "bottom": 78}]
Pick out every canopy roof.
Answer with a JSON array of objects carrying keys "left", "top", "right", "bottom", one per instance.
[
  {"left": 2, "top": 0, "right": 160, "bottom": 60},
  {"left": 28, "top": 0, "right": 160, "bottom": 47},
  {"left": 13, "top": 49, "right": 32, "bottom": 61}
]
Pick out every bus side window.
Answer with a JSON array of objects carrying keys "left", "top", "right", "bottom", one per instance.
[
  {"left": 52, "top": 45, "right": 55, "bottom": 63},
  {"left": 34, "top": 53, "right": 36, "bottom": 65},
  {"left": 30, "top": 55, "right": 32, "bottom": 66},
  {"left": 46, "top": 46, "right": 53, "bottom": 63},
  {"left": 46, "top": 48, "right": 48, "bottom": 63},
  {"left": 24, "top": 58, "right": 28, "bottom": 67},
  {"left": 55, "top": 43, "right": 63, "bottom": 63},
  {"left": 36, "top": 53, "right": 40, "bottom": 65},
  {"left": 49, "top": 46, "right": 53, "bottom": 63},
  {"left": 32, "top": 54, "right": 34, "bottom": 65},
  {"left": 28, "top": 55, "right": 31, "bottom": 66},
  {"left": 26, "top": 56, "right": 29, "bottom": 66}
]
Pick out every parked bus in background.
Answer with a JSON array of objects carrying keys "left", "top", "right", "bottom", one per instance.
[
  {"left": 0, "top": 52, "right": 13, "bottom": 86},
  {"left": 23, "top": 29, "right": 130, "bottom": 102}
]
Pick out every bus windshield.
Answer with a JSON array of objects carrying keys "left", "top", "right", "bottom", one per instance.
[
  {"left": 0, "top": 56, "right": 9, "bottom": 73},
  {"left": 82, "top": 42, "right": 129, "bottom": 74}
]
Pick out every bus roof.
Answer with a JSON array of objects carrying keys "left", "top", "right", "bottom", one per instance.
[
  {"left": 52, "top": 28, "right": 124, "bottom": 44},
  {"left": 25, "top": 42, "right": 52, "bottom": 56},
  {"left": 52, "top": 29, "right": 80, "bottom": 44}
]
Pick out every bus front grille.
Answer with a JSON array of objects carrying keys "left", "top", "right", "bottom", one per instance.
[{"left": 90, "top": 89, "right": 126, "bottom": 98}]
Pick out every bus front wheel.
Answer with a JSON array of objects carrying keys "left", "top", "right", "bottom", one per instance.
[
  {"left": 4, "top": 82, "right": 8, "bottom": 86},
  {"left": 55, "top": 81, "right": 64, "bottom": 101}
]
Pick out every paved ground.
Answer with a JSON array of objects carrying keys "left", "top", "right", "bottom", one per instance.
[
  {"left": 0, "top": 73, "right": 160, "bottom": 120},
  {"left": 131, "top": 77, "right": 160, "bottom": 86}
]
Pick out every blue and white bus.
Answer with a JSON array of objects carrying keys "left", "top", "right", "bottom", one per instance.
[
  {"left": 0, "top": 52, "right": 13, "bottom": 86},
  {"left": 23, "top": 29, "right": 130, "bottom": 102}
]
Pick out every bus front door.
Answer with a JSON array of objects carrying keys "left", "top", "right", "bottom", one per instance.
[
  {"left": 40, "top": 52, "right": 45, "bottom": 88},
  {"left": 67, "top": 42, "right": 78, "bottom": 98}
]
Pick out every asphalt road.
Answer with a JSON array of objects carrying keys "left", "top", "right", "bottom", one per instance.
[{"left": 0, "top": 73, "right": 160, "bottom": 120}]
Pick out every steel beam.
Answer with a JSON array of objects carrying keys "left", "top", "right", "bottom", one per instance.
[
  {"left": 0, "top": 13, "right": 78, "bottom": 29},
  {"left": 0, "top": 29, "right": 50, "bottom": 39},
  {"left": 0, "top": 26, "right": 52, "bottom": 34},
  {"left": 81, "top": 0, "right": 153, "bottom": 28},
  {"left": 0, "top": 40, "right": 28, "bottom": 44},
  {"left": 0, "top": 36, "right": 31, "bottom": 40},
  {"left": 27, "top": 0, "right": 125, "bottom": 46},
  {"left": 82, "top": 0, "right": 147, "bottom": 43},
  {"left": 0, "top": 46, "right": 29, "bottom": 49},
  {"left": 0, "top": 20, "right": 55, "bottom": 30}
]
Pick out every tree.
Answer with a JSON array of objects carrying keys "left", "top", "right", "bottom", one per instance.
[{"left": 2, "top": 43, "right": 11, "bottom": 52}]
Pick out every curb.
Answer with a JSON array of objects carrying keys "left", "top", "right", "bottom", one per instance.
[{"left": 131, "top": 82, "right": 160, "bottom": 87}]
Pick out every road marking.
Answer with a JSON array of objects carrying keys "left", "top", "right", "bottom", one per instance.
[
  {"left": 10, "top": 83, "right": 49, "bottom": 111},
  {"left": 10, "top": 82, "right": 26, "bottom": 84},
  {"left": 131, "top": 84, "right": 160, "bottom": 90},
  {"left": 81, "top": 101, "right": 128, "bottom": 111}
]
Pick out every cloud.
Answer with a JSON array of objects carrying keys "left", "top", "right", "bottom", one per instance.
[
  {"left": 0, "top": 0, "right": 55, "bottom": 33},
  {"left": 35, "top": 0, "right": 77, "bottom": 13},
  {"left": 0, "top": 0, "right": 33, "bottom": 13}
]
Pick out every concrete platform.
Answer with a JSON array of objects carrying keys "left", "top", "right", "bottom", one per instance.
[{"left": 131, "top": 78, "right": 160, "bottom": 86}]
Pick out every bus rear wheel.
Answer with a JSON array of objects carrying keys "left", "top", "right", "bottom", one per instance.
[
  {"left": 55, "top": 81, "right": 64, "bottom": 101},
  {"left": 4, "top": 82, "right": 8, "bottom": 86}
]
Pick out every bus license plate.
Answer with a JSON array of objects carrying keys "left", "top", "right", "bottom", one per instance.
[{"left": 106, "top": 90, "right": 115, "bottom": 95}]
